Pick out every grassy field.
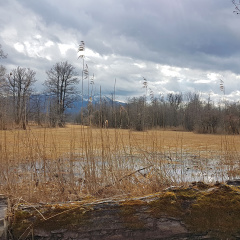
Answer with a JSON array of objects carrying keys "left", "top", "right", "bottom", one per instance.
[{"left": 0, "top": 124, "right": 240, "bottom": 203}]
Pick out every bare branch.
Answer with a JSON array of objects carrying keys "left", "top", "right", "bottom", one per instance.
[
  {"left": 232, "top": 0, "right": 240, "bottom": 14},
  {"left": 0, "top": 44, "right": 7, "bottom": 59}
]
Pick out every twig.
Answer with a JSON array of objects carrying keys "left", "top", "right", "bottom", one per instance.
[
  {"left": 94, "top": 165, "right": 153, "bottom": 195},
  {"left": 232, "top": 0, "right": 240, "bottom": 14},
  {"left": 19, "top": 199, "right": 46, "bottom": 220},
  {"left": 118, "top": 165, "right": 153, "bottom": 182}
]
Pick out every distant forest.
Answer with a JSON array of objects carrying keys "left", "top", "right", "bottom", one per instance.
[
  {"left": 77, "top": 92, "right": 240, "bottom": 134},
  {"left": 1, "top": 68, "right": 240, "bottom": 134},
  {"left": 1, "top": 44, "right": 240, "bottom": 134}
]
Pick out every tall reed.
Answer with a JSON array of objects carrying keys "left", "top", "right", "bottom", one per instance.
[{"left": 0, "top": 125, "right": 239, "bottom": 203}]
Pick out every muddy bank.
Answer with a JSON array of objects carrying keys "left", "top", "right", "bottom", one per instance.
[{"left": 7, "top": 181, "right": 240, "bottom": 240}]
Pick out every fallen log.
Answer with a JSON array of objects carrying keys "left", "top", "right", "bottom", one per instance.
[{"left": 7, "top": 182, "right": 240, "bottom": 239}]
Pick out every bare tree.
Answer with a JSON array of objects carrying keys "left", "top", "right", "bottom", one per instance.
[
  {"left": 5, "top": 67, "right": 36, "bottom": 129},
  {"left": 0, "top": 65, "right": 6, "bottom": 92},
  {"left": 0, "top": 44, "right": 8, "bottom": 129},
  {"left": 44, "top": 61, "right": 79, "bottom": 127},
  {"left": 166, "top": 93, "right": 183, "bottom": 127},
  {"left": 0, "top": 44, "right": 7, "bottom": 92},
  {"left": 0, "top": 44, "right": 7, "bottom": 59},
  {"left": 0, "top": 65, "right": 7, "bottom": 129},
  {"left": 27, "top": 94, "right": 47, "bottom": 126}
]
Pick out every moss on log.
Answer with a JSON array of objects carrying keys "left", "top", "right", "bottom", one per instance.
[{"left": 9, "top": 182, "right": 240, "bottom": 239}]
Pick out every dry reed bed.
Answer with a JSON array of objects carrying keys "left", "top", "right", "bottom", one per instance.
[{"left": 0, "top": 125, "right": 240, "bottom": 203}]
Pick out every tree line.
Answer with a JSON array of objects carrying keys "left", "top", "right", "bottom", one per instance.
[
  {"left": 1, "top": 44, "right": 240, "bottom": 134},
  {"left": 76, "top": 91, "right": 240, "bottom": 134}
]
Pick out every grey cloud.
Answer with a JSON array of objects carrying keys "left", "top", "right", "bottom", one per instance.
[
  {"left": 1, "top": 0, "right": 240, "bottom": 101},
  {"left": 17, "top": 0, "right": 240, "bottom": 72}
]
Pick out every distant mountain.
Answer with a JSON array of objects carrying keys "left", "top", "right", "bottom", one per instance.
[
  {"left": 29, "top": 94, "right": 125, "bottom": 114},
  {"left": 66, "top": 94, "right": 125, "bottom": 114}
]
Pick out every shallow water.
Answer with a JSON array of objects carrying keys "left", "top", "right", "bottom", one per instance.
[{"left": 2, "top": 151, "right": 240, "bottom": 187}]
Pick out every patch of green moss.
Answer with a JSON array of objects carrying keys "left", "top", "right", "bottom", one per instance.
[
  {"left": 149, "top": 191, "right": 182, "bottom": 218},
  {"left": 174, "top": 188, "right": 200, "bottom": 200},
  {"left": 11, "top": 203, "right": 93, "bottom": 239},
  {"left": 191, "top": 181, "right": 211, "bottom": 190},
  {"left": 184, "top": 186, "right": 240, "bottom": 238},
  {"left": 11, "top": 210, "right": 35, "bottom": 238},
  {"left": 36, "top": 205, "right": 92, "bottom": 231},
  {"left": 119, "top": 199, "right": 146, "bottom": 230},
  {"left": 120, "top": 199, "right": 145, "bottom": 206},
  {"left": 148, "top": 185, "right": 240, "bottom": 237}
]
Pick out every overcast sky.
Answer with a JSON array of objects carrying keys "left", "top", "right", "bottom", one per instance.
[{"left": 1, "top": 0, "right": 240, "bottom": 102}]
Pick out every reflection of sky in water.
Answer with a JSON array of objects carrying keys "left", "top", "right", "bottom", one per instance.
[
  {"left": 5, "top": 151, "right": 240, "bottom": 186},
  {"left": 131, "top": 152, "right": 240, "bottom": 184}
]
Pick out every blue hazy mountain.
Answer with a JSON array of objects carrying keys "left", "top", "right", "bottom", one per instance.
[
  {"left": 29, "top": 94, "right": 125, "bottom": 114},
  {"left": 66, "top": 94, "right": 125, "bottom": 114}
]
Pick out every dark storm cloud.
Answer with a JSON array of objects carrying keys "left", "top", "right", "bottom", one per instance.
[
  {"left": 8, "top": 0, "right": 240, "bottom": 70},
  {"left": 1, "top": 0, "right": 240, "bottom": 101}
]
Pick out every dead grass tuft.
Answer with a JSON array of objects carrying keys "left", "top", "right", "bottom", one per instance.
[{"left": 0, "top": 124, "right": 240, "bottom": 203}]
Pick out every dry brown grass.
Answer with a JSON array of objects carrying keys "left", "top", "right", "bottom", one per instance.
[
  {"left": 0, "top": 124, "right": 240, "bottom": 203},
  {"left": 1, "top": 124, "right": 239, "bottom": 156}
]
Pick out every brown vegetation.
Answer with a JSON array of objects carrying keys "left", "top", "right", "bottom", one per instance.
[{"left": 0, "top": 125, "right": 240, "bottom": 204}]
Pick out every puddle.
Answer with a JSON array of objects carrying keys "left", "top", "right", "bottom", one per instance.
[{"left": 1, "top": 151, "right": 240, "bottom": 187}]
